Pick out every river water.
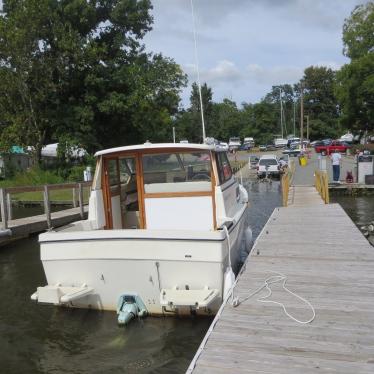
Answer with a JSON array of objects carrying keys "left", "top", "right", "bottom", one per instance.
[{"left": 3, "top": 180, "right": 372, "bottom": 373}]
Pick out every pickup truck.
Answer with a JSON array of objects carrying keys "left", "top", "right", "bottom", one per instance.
[{"left": 314, "top": 141, "right": 350, "bottom": 155}]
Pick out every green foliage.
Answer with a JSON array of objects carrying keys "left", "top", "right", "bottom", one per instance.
[
  {"left": 300, "top": 66, "right": 341, "bottom": 139},
  {"left": 0, "top": 167, "right": 64, "bottom": 188},
  {"left": 342, "top": 3, "right": 374, "bottom": 59},
  {"left": 0, "top": 0, "right": 186, "bottom": 161},
  {"left": 337, "top": 2, "right": 374, "bottom": 132}
]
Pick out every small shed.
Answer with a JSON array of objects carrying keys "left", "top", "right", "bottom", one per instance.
[{"left": 0, "top": 146, "right": 34, "bottom": 178}]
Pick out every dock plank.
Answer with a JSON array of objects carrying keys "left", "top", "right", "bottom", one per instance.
[{"left": 189, "top": 200, "right": 374, "bottom": 373}]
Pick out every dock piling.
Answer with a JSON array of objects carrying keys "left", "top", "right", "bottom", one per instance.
[{"left": 0, "top": 188, "right": 8, "bottom": 230}]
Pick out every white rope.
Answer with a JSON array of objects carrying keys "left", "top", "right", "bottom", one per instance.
[{"left": 234, "top": 271, "right": 315, "bottom": 324}]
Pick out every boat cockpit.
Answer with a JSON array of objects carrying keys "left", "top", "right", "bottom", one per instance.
[{"left": 70, "top": 143, "right": 245, "bottom": 232}]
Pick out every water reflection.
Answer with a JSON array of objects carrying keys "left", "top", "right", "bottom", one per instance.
[{"left": 0, "top": 177, "right": 282, "bottom": 373}]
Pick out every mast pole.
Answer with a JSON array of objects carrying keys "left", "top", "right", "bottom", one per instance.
[
  {"left": 279, "top": 87, "right": 283, "bottom": 139},
  {"left": 190, "top": 0, "right": 206, "bottom": 142}
]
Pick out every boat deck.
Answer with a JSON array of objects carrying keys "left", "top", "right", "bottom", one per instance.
[{"left": 188, "top": 201, "right": 374, "bottom": 373}]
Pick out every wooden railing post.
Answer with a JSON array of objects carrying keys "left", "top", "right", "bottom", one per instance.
[
  {"left": 0, "top": 188, "right": 8, "bottom": 230},
  {"left": 6, "top": 192, "right": 12, "bottom": 221},
  {"left": 72, "top": 187, "right": 78, "bottom": 207},
  {"left": 78, "top": 183, "right": 84, "bottom": 219},
  {"left": 43, "top": 185, "right": 52, "bottom": 229},
  {"left": 281, "top": 173, "right": 290, "bottom": 207}
]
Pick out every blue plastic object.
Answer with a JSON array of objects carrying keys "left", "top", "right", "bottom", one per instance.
[{"left": 117, "top": 294, "right": 147, "bottom": 326}]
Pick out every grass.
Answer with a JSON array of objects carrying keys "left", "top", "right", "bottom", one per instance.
[
  {"left": 11, "top": 189, "right": 90, "bottom": 203},
  {"left": 0, "top": 167, "right": 90, "bottom": 203}
]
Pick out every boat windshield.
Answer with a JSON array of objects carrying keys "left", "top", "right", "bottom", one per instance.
[{"left": 142, "top": 152, "right": 212, "bottom": 193}]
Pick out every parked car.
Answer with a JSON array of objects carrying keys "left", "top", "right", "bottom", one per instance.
[
  {"left": 259, "top": 144, "right": 267, "bottom": 151},
  {"left": 314, "top": 140, "right": 351, "bottom": 155},
  {"left": 266, "top": 144, "right": 277, "bottom": 151},
  {"left": 279, "top": 154, "right": 290, "bottom": 165},
  {"left": 257, "top": 154, "right": 280, "bottom": 178},
  {"left": 240, "top": 142, "right": 251, "bottom": 151},
  {"left": 249, "top": 155, "right": 259, "bottom": 169},
  {"left": 216, "top": 141, "right": 229, "bottom": 151},
  {"left": 283, "top": 143, "right": 301, "bottom": 157}
]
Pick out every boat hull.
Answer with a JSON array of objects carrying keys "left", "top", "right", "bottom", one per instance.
[{"left": 38, "top": 209, "right": 249, "bottom": 316}]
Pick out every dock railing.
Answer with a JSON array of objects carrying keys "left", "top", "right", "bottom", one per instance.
[
  {"left": 0, "top": 181, "right": 92, "bottom": 230},
  {"left": 281, "top": 160, "right": 295, "bottom": 207},
  {"left": 314, "top": 170, "right": 329, "bottom": 204}
]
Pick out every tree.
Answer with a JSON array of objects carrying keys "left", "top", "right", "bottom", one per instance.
[
  {"left": 264, "top": 84, "right": 295, "bottom": 137},
  {"left": 342, "top": 3, "right": 374, "bottom": 60},
  {"left": 0, "top": 0, "right": 186, "bottom": 162},
  {"left": 300, "top": 66, "right": 341, "bottom": 139},
  {"left": 336, "top": 2, "right": 374, "bottom": 132}
]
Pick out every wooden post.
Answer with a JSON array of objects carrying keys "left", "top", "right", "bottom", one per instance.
[
  {"left": 43, "top": 185, "right": 52, "bottom": 229},
  {"left": 0, "top": 188, "right": 8, "bottom": 230},
  {"left": 78, "top": 183, "right": 84, "bottom": 219},
  {"left": 72, "top": 187, "right": 77, "bottom": 207},
  {"left": 6, "top": 192, "right": 12, "bottom": 221}
]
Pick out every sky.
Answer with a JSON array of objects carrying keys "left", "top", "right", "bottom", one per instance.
[{"left": 144, "top": 0, "right": 369, "bottom": 107}]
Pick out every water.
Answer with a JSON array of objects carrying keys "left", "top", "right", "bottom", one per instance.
[
  {"left": 330, "top": 195, "right": 374, "bottom": 246},
  {"left": 0, "top": 179, "right": 282, "bottom": 373}
]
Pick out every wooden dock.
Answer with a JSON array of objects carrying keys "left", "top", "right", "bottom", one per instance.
[
  {"left": 188, "top": 186, "right": 374, "bottom": 373},
  {"left": 0, "top": 182, "right": 91, "bottom": 245},
  {"left": 0, "top": 206, "right": 89, "bottom": 245}
]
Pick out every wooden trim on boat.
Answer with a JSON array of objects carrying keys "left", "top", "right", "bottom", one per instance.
[
  {"left": 135, "top": 152, "right": 146, "bottom": 229},
  {"left": 102, "top": 157, "right": 112, "bottom": 229},
  {"left": 210, "top": 152, "right": 218, "bottom": 230}
]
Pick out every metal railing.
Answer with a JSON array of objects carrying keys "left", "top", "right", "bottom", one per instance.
[
  {"left": 0, "top": 181, "right": 92, "bottom": 230},
  {"left": 314, "top": 170, "right": 329, "bottom": 204}
]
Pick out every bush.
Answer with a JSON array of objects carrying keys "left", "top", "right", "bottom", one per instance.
[
  {"left": 350, "top": 143, "right": 374, "bottom": 155},
  {"left": 0, "top": 167, "right": 64, "bottom": 187}
]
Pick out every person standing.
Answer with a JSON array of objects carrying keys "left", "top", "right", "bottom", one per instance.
[{"left": 331, "top": 149, "right": 342, "bottom": 183}]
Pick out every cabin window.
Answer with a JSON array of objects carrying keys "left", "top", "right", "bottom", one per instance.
[
  {"left": 142, "top": 152, "right": 212, "bottom": 193},
  {"left": 216, "top": 152, "right": 232, "bottom": 184}
]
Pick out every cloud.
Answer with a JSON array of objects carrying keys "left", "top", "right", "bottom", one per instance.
[
  {"left": 246, "top": 64, "right": 304, "bottom": 85},
  {"left": 184, "top": 60, "right": 243, "bottom": 85}
]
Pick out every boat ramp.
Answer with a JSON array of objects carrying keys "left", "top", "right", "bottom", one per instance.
[{"left": 188, "top": 160, "right": 374, "bottom": 373}]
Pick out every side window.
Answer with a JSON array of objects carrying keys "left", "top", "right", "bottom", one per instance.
[{"left": 216, "top": 152, "right": 233, "bottom": 184}]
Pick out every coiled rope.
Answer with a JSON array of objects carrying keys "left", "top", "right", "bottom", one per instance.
[{"left": 233, "top": 271, "right": 315, "bottom": 324}]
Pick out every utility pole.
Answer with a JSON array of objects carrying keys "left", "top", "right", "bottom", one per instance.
[
  {"left": 172, "top": 126, "right": 176, "bottom": 143},
  {"left": 306, "top": 115, "right": 309, "bottom": 141},
  {"left": 279, "top": 87, "right": 283, "bottom": 138},
  {"left": 300, "top": 83, "right": 304, "bottom": 149},
  {"left": 293, "top": 101, "right": 296, "bottom": 136}
]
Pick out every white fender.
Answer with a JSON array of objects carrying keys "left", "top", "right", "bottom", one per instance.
[
  {"left": 244, "top": 227, "right": 253, "bottom": 253},
  {"left": 223, "top": 267, "right": 235, "bottom": 299}
]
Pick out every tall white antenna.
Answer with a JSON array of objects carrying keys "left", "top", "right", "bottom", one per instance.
[
  {"left": 190, "top": 0, "right": 206, "bottom": 142},
  {"left": 279, "top": 87, "right": 283, "bottom": 139},
  {"left": 293, "top": 100, "right": 296, "bottom": 136}
]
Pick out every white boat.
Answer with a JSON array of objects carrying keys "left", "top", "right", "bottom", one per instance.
[
  {"left": 274, "top": 138, "right": 288, "bottom": 148},
  {"left": 31, "top": 143, "right": 252, "bottom": 322},
  {"left": 228, "top": 137, "right": 241, "bottom": 151},
  {"left": 339, "top": 132, "right": 354, "bottom": 143}
]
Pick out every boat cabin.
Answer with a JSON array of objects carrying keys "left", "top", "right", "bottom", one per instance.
[{"left": 88, "top": 143, "right": 239, "bottom": 232}]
